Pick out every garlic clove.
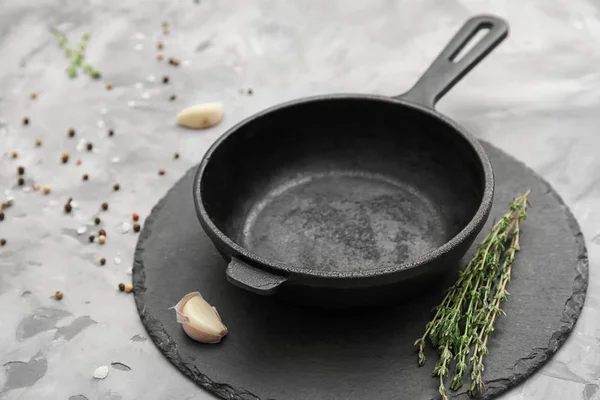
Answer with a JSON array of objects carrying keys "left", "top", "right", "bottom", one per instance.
[
  {"left": 173, "top": 292, "right": 228, "bottom": 344},
  {"left": 176, "top": 102, "right": 224, "bottom": 129}
]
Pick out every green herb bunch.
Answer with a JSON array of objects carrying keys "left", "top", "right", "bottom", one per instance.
[
  {"left": 414, "top": 191, "right": 530, "bottom": 399},
  {"left": 52, "top": 29, "right": 101, "bottom": 79}
]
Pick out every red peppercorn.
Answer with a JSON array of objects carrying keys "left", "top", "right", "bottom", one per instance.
[
  {"left": 132, "top": 213, "right": 139, "bottom": 222},
  {"left": 158, "top": 169, "right": 165, "bottom": 176}
]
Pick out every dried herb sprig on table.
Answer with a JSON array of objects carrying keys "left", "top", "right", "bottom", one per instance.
[
  {"left": 52, "top": 29, "right": 101, "bottom": 79},
  {"left": 414, "top": 191, "right": 530, "bottom": 400}
]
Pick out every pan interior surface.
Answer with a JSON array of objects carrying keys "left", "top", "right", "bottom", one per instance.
[{"left": 200, "top": 97, "right": 486, "bottom": 273}]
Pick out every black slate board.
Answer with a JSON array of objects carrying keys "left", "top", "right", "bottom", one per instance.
[{"left": 133, "top": 142, "right": 588, "bottom": 400}]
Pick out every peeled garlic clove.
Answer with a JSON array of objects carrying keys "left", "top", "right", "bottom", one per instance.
[
  {"left": 176, "top": 102, "right": 224, "bottom": 129},
  {"left": 173, "top": 292, "right": 228, "bottom": 343}
]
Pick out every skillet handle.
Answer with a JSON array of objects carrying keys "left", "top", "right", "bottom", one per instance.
[
  {"left": 226, "top": 257, "right": 288, "bottom": 296},
  {"left": 397, "top": 15, "right": 508, "bottom": 108}
]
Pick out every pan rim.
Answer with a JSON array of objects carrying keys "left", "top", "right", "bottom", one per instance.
[{"left": 193, "top": 93, "right": 494, "bottom": 280}]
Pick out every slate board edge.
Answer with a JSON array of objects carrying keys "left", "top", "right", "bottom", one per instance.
[{"left": 132, "top": 143, "right": 589, "bottom": 400}]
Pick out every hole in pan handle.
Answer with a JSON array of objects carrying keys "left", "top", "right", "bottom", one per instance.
[
  {"left": 397, "top": 14, "right": 509, "bottom": 109},
  {"left": 226, "top": 257, "right": 288, "bottom": 295}
]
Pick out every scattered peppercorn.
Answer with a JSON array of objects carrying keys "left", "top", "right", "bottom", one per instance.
[
  {"left": 124, "top": 283, "right": 134, "bottom": 293},
  {"left": 168, "top": 58, "right": 180, "bottom": 66},
  {"left": 82, "top": 173, "right": 89, "bottom": 181},
  {"left": 64, "top": 203, "right": 72, "bottom": 213},
  {"left": 169, "top": 94, "right": 176, "bottom": 101},
  {"left": 247, "top": 88, "right": 253, "bottom": 95},
  {"left": 68, "top": 128, "right": 75, "bottom": 137},
  {"left": 54, "top": 291, "right": 63, "bottom": 300},
  {"left": 35, "top": 139, "right": 42, "bottom": 147},
  {"left": 30, "top": 92, "right": 37, "bottom": 99},
  {"left": 100, "top": 258, "right": 106, "bottom": 266},
  {"left": 94, "top": 217, "right": 101, "bottom": 225},
  {"left": 23, "top": 117, "right": 29, "bottom": 125},
  {"left": 118, "top": 282, "right": 125, "bottom": 292},
  {"left": 86, "top": 142, "right": 93, "bottom": 151},
  {"left": 76, "top": 159, "right": 82, "bottom": 166},
  {"left": 132, "top": 213, "right": 140, "bottom": 222},
  {"left": 61, "top": 152, "right": 69, "bottom": 163},
  {"left": 162, "top": 75, "right": 169, "bottom": 84},
  {"left": 0, "top": 212, "right": 4, "bottom": 221},
  {"left": 98, "top": 235, "right": 106, "bottom": 244},
  {"left": 157, "top": 52, "right": 164, "bottom": 61},
  {"left": 113, "top": 183, "right": 120, "bottom": 191},
  {"left": 157, "top": 41, "right": 164, "bottom": 49},
  {"left": 32, "top": 185, "right": 40, "bottom": 191},
  {"left": 174, "top": 152, "right": 179, "bottom": 159},
  {"left": 106, "top": 82, "right": 113, "bottom": 90},
  {"left": 162, "top": 20, "right": 168, "bottom": 27},
  {"left": 133, "top": 223, "right": 141, "bottom": 233},
  {"left": 108, "top": 129, "right": 114, "bottom": 137},
  {"left": 163, "top": 28, "right": 169, "bottom": 35},
  {"left": 17, "top": 177, "right": 25, "bottom": 186},
  {"left": 11, "top": 151, "right": 18, "bottom": 159},
  {"left": 158, "top": 169, "right": 165, "bottom": 175},
  {"left": 17, "top": 166, "right": 25, "bottom": 175},
  {"left": 0, "top": 238, "right": 6, "bottom": 246},
  {"left": 42, "top": 185, "right": 51, "bottom": 195},
  {"left": 101, "top": 202, "right": 108, "bottom": 211},
  {"left": 98, "top": 229, "right": 106, "bottom": 237},
  {"left": 88, "top": 235, "right": 95, "bottom": 243}
]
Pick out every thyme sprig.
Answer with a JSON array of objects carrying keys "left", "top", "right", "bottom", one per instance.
[
  {"left": 52, "top": 29, "right": 101, "bottom": 79},
  {"left": 415, "top": 191, "right": 530, "bottom": 399}
]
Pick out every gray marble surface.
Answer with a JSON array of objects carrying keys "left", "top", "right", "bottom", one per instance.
[{"left": 0, "top": 1, "right": 599, "bottom": 399}]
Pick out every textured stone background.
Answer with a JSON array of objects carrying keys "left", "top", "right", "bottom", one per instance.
[{"left": 0, "top": 1, "right": 599, "bottom": 399}]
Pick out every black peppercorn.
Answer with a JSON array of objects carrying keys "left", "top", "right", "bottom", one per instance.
[
  {"left": 23, "top": 117, "right": 29, "bottom": 125},
  {"left": 100, "top": 258, "right": 106, "bottom": 266},
  {"left": 64, "top": 203, "right": 72, "bottom": 213},
  {"left": 82, "top": 174, "right": 89, "bottom": 181},
  {"left": 94, "top": 217, "right": 101, "bottom": 225},
  {"left": 0, "top": 238, "right": 5, "bottom": 246},
  {"left": 88, "top": 235, "right": 95, "bottom": 243},
  {"left": 17, "top": 166, "right": 25, "bottom": 175},
  {"left": 113, "top": 183, "right": 120, "bottom": 191},
  {"left": 169, "top": 95, "right": 176, "bottom": 101},
  {"left": 98, "top": 229, "right": 106, "bottom": 237},
  {"left": 61, "top": 153, "right": 69, "bottom": 163},
  {"left": 0, "top": 212, "right": 4, "bottom": 221},
  {"left": 133, "top": 223, "right": 141, "bottom": 233},
  {"left": 174, "top": 152, "right": 179, "bottom": 159},
  {"left": 108, "top": 129, "right": 114, "bottom": 137},
  {"left": 68, "top": 128, "right": 75, "bottom": 137},
  {"left": 86, "top": 143, "right": 93, "bottom": 151},
  {"left": 17, "top": 177, "right": 24, "bottom": 186},
  {"left": 118, "top": 283, "right": 125, "bottom": 291},
  {"left": 101, "top": 202, "right": 108, "bottom": 211},
  {"left": 163, "top": 75, "right": 169, "bottom": 84}
]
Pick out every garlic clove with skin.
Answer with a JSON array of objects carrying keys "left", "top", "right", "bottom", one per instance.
[
  {"left": 176, "top": 102, "right": 224, "bottom": 129},
  {"left": 173, "top": 292, "right": 228, "bottom": 344}
]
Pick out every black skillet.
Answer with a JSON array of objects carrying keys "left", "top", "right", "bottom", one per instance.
[{"left": 194, "top": 15, "right": 509, "bottom": 307}]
